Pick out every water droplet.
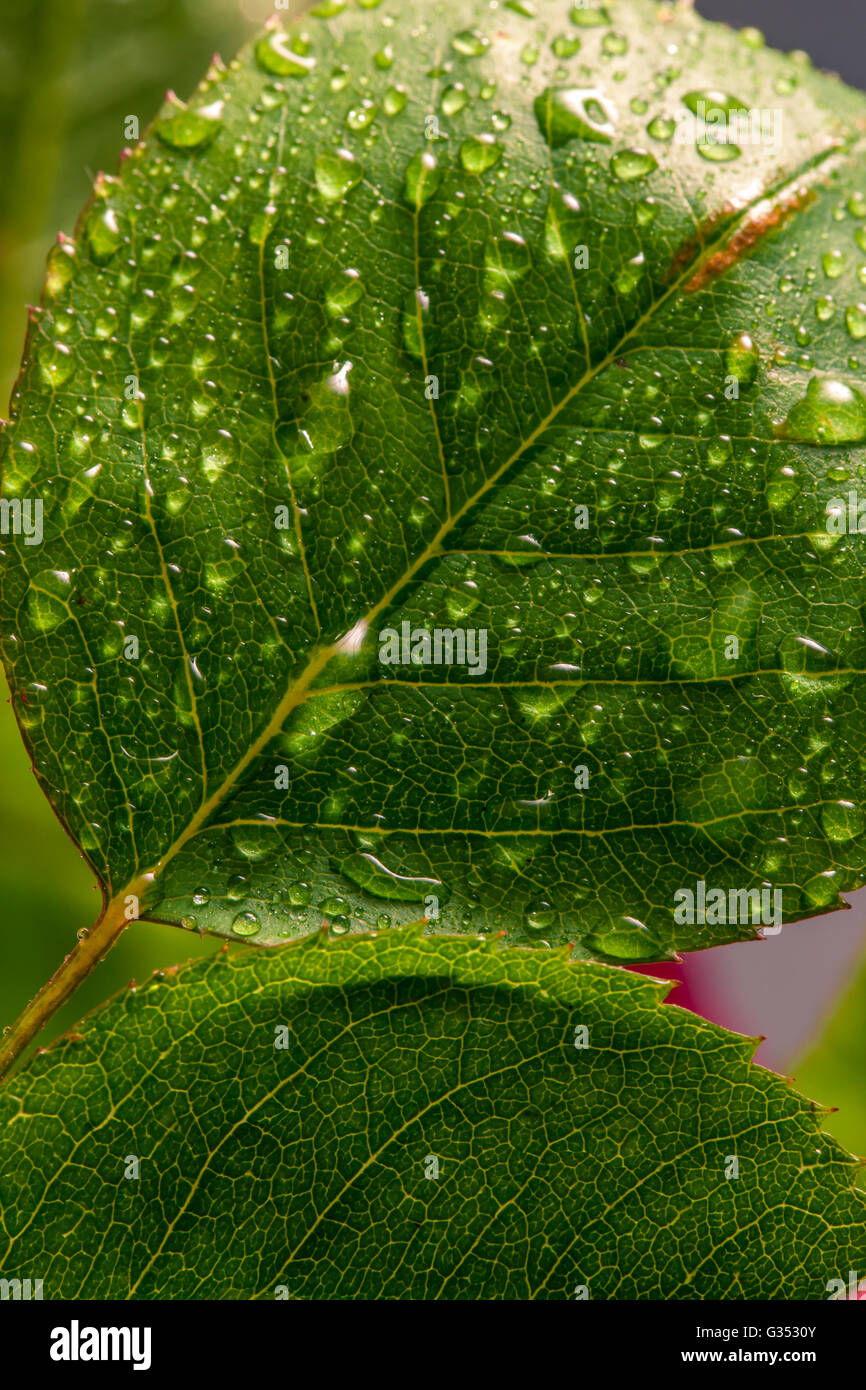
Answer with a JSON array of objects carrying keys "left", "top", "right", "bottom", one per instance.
[
  {"left": 647, "top": 114, "right": 676, "bottom": 141},
  {"left": 610, "top": 148, "right": 657, "bottom": 181},
  {"left": 804, "top": 871, "right": 840, "bottom": 908},
  {"left": 315, "top": 147, "right": 363, "bottom": 202},
  {"left": 346, "top": 100, "right": 377, "bottom": 131},
  {"left": 231, "top": 823, "right": 277, "bottom": 862},
  {"left": 231, "top": 910, "right": 261, "bottom": 937},
  {"left": 822, "top": 801, "right": 865, "bottom": 843},
  {"left": 227, "top": 873, "right": 249, "bottom": 902},
  {"left": 697, "top": 139, "right": 741, "bottom": 162},
  {"left": 682, "top": 89, "right": 748, "bottom": 118},
  {"left": 401, "top": 287, "right": 429, "bottom": 359},
  {"left": 341, "top": 851, "right": 443, "bottom": 902},
  {"left": 584, "top": 916, "right": 667, "bottom": 962},
  {"left": 822, "top": 250, "right": 847, "bottom": 279},
  {"left": 85, "top": 204, "right": 124, "bottom": 264},
  {"left": 460, "top": 136, "right": 503, "bottom": 174},
  {"left": 784, "top": 377, "right": 866, "bottom": 445},
  {"left": 192, "top": 887, "right": 210, "bottom": 906},
  {"left": 404, "top": 150, "right": 441, "bottom": 207},
  {"left": 602, "top": 32, "right": 628, "bottom": 56},
  {"left": 524, "top": 899, "right": 556, "bottom": 933},
  {"left": 441, "top": 84, "right": 468, "bottom": 116},
  {"left": 383, "top": 86, "right": 407, "bottom": 117},
  {"left": 552, "top": 34, "right": 581, "bottom": 59},
  {"left": 570, "top": 3, "right": 610, "bottom": 25},
  {"left": 156, "top": 99, "right": 224, "bottom": 151},
  {"left": 534, "top": 87, "right": 616, "bottom": 147},
  {"left": 725, "top": 331, "right": 759, "bottom": 387},
  {"left": 635, "top": 197, "right": 658, "bottom": 226},
  {"left": 326, "top": 270, "right": 364, "bottom": 317},
  {"left": 45, "top": 241, "right": 76, "bottom": 297},
  {"left": 38, "top": 341, "right": 74, "bottom": 387},
  {"left": 255, "top": 31, "right": 316, "bottom": 78},
  {"left": 846, "top": 304, "right": 866, "bottom": 340},
  {"left": 450, "top": 29, "right": 490, "bottom": 57},
  {"left": 319, "top": 895, "right": 350, "bottom": 917}
]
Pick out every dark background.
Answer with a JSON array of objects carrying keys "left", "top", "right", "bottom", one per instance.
[{"left": 697, "top": 0, "right": 866, "bottom": 88}]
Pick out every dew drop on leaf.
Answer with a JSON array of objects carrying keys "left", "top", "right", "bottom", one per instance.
[
  {"left": 725, "top": 331, "right": 759, "bottom": 386},
  {"left": 314, "top": 148, "right": 363, "bottom": 202},
  {"left": 450, "top": 28, "right": 490, "bottom": 57},
  {"left": 156, "top": 99, "right": 224, "bottom": 151},
  {"left": 255, "top": 31, "right": 316, "bottom": 78},
  {"left": 610, "top": 148, "right": 657, "bottom": 181},
  {"left": 784, "top": 377, "right": 866, "bottom": 445},
  {"left": 459, "top": 136, "right": 503, "bottom": 174},
  {"left": 231, "top": 910, "right": 261, "bottom": 937}
]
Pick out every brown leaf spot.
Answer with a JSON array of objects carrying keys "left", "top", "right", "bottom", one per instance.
[{"left": 682, "top": 187, "right": 816, "bottom": 293}]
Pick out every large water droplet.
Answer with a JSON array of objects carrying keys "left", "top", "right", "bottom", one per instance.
[
  {"left": 570, "top": 3, "right": 610, "bottom": 25},
  {"left": 784, "top": 377, "right": 866, "bottom": 445},
  {"left": 404, "top": 150, "right": 441, "bottom": 207},
  {"left": 231, "top": 910, "right": 261, "bottom": 937},
  {"left": 610, "top": 148, "right": 657, "bottom": 181},
  {"left": 821, "top": 801, "right": 865, "bottom": 843},
  {"left": 584, "top": 916, "right": 668, "bottom": 962},
  {"left": 315, "top": 148, "right": 363, "bottom": 202},
  {"left": 460, "top": 136, "right": 503, "bottom": 174},
  {"left": 156, "top": 99, "right": 224, "bottom": 151},
  {"left": 340, "top": 851, "right": 443, "bottom": 902},
  {"left": 647, "top": 115, "right": 676, "bottom": 141},
  {"left": 697, "top": 139, "right": 741, "bottom": 162},
  {"left": 725, "top": 331, "right": 759, "bottom": 387},
  {"left": 85, "top": 204, "right": 125, "bottom": 264},
  {"left": 524, "top": 899, "right": 556, "bottom": 934},
  {"left": 682, "top": 89, "right": 748, "bottom": 118},
  {"left": 256, "top": 31, "right": 316, "bottom": 78},
  {"left": 326, "top": 270, "right": 364, "bottom": 317},
  {"left": 534, "top": 87, "right": 616, "bottom": 147},
  {"left": 450, "top": 28, "right": 490, "bottom": 57},
  {"left": 441, "top": 84, "right": 469, "bottom": 116}
]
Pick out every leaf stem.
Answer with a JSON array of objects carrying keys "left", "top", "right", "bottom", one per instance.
[{"left": 0, "top": 889, "right": 136, "bottom": 1084}]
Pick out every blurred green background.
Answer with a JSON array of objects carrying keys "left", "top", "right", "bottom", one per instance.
[{"left": 0, "top": 0, "right": 864, "bottom": 1178}]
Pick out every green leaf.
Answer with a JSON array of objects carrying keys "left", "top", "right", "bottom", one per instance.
[
  {"left": 1, "top": 928, "right": 863, "bottom": 1299},
  {"left": 5, "top": 0, "right": 866, "bottom": 959}
]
